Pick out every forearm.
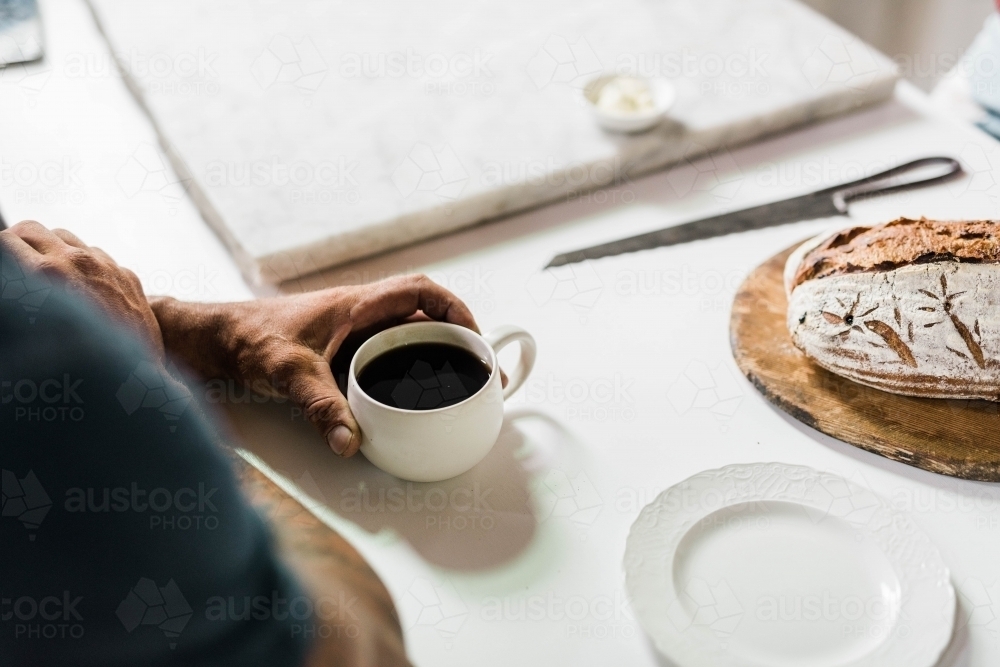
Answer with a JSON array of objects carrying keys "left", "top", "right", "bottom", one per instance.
[
  {"left": 236, "top": 451, "right": 410, "bottom": 666},
  {"left": 149, "top": 296, "right": 240, "bottom": 379}
]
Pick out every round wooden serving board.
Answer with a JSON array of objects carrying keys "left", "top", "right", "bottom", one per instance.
[{"left": 731, "top": 245, "right": 1000, "bottom": 482}]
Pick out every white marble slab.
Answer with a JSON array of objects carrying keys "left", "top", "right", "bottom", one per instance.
[{"left": 87, "top": 0, "right": 898, "bottom": 283}]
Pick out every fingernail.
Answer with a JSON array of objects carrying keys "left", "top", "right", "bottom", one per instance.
[{"left": 329, "top": 425, "right": 354, "bottom": 456}]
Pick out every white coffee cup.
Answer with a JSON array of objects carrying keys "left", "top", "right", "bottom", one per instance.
[{"left": 347, "top": 321, "right": 536, "bottom": 482}]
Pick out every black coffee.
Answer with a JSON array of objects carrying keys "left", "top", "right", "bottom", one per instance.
[{"left": 357, "top": 343, "right": 491, "bottom": 410}]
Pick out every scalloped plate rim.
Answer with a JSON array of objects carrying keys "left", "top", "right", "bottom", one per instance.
[{"left": 623, "top": 462, "right": 955, "bottom": 667}]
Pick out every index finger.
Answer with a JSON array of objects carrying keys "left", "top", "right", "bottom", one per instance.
[{"left": 349, "top": 274, "right": 480, "bottom": 333}]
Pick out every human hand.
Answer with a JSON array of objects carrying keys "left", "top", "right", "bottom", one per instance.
[
  {"left": 0, "top": 220, "right": 164, "bottom": 357},
  {"left": 150, "top": 275, "right": 480, "bottom": 457}
]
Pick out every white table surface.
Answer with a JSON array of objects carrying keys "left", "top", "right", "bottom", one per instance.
[{"left": 3, "top": 1, "right": 1000, "bottom": 666}]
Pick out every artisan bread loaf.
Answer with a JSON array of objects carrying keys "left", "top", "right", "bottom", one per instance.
[{"left": 785, "top": 217, "right": 1000, "bottom": 401}]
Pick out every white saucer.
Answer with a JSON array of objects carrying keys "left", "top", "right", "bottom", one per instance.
[{"left": 624, "top": 463, "right": 954, "bottom": 667}]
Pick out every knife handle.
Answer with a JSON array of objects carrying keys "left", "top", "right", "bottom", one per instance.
[{"left": 826, "top": 156, "right": 963, "bottom": 212}]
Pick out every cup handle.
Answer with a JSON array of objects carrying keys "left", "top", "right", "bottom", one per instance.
[{"left": 484, "top": 325, "right": 536, "bottom": 400}]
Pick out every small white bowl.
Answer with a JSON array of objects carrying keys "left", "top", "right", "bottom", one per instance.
[{"left": 582, "top": 74, "right": 676, "bottom": 134}]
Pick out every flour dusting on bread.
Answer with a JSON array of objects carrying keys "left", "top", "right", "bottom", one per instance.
[{"left": 786, "top": 218, "right": 1000, "bottom": 401}]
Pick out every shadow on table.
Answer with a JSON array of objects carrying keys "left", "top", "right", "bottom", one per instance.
[{"left": 220, "top": 399, "right": 574, "bottom": 571}]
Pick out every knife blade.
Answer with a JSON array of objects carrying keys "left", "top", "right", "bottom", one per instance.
[{"left": 546, "top": 156, "right": 963, "bottom": 269}]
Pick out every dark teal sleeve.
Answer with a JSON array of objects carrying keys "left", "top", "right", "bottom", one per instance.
[{"left": 0, "top": 249, "right": 310, "bottom": 667}]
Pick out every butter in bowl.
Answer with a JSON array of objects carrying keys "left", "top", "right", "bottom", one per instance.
[{"left": 582, "top": 74, "right": 676, "bottom": 134}]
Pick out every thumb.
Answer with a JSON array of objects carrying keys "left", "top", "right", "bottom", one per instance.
[{"left": 287, "top": 361, "right": 361, "bottom": 457}]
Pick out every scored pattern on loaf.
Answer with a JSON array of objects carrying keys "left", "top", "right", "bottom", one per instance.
[
  {"left": 785, "top": 219, "right": 999, "bottom": 401},
  {"left": 787, "top": 262, "right": 999, "bottom": 401}
]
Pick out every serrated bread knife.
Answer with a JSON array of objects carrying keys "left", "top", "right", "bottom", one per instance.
[{"left": 545, "top": 156, "right": 963, "bottom": 269}]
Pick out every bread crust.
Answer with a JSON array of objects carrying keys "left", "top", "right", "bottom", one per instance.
[
  {"left": 790, "top": 217, "right": 999, "bottom": 290},
  {"left": 786, "top": 219, "right": 1000, "bottom": 401}
]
